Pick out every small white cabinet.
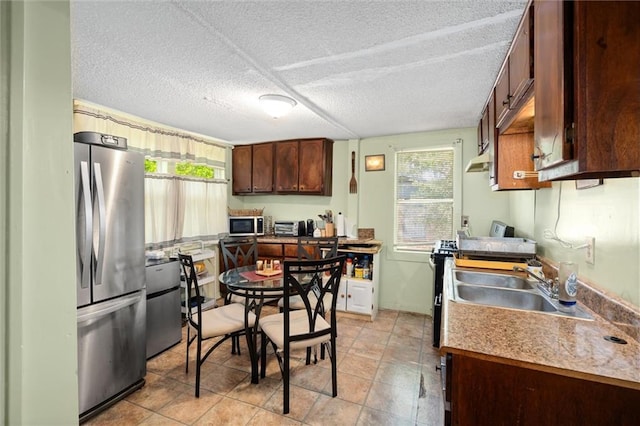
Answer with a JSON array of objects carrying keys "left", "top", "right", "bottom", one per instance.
[
  {"left": 180, "top": 248, "right": 219, "bottom": 314},
  {"left": 335, "top": 248, "right": 381, "bottom": 321}
]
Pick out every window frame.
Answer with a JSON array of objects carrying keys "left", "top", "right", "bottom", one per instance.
[{"left": 392, "top": 142, "right": 462, "bottom": 256}]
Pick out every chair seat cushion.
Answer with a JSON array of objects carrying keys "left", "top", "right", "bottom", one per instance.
[
  {"left": 191, "top": 303, "right": 255, "bottom": 339},
  {"left": 260, "top": 310, "right": 331, "bottom": 350}
]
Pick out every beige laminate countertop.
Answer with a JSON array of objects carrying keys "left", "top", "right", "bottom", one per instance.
[
  {"left": 440, "top": 259, "right": 640, "bottom": 391},
  {"left": 258, "top": 236, "right": 383, "bottom": 252}
]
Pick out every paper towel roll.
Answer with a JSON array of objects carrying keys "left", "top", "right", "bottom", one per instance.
[{"left": 336, "top": 212, "right": 346, "bottom": 237}]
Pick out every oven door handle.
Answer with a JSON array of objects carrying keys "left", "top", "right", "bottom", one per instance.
[{"left": 434, "top": 294, "right": 442, "bottom": 306}]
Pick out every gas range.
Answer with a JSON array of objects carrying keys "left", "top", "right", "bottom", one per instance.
[
  {"left": 431, "top": 239, "right": 458, "bottom": 257},
  {"left": 430, "top": 239, "right": 458, "bottom": 348}
]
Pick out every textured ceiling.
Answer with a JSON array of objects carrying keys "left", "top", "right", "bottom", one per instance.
[{"left": 71, "top": 0, "right": 528, "bottom": 144}]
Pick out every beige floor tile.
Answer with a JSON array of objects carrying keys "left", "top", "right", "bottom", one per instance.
[
  {"left": 305, "top": 394, "right": 362, "bottom": 426},
  {"left": 125, "top": 380, "right": 181, "bottom": 412},
  {"left": 325, "top": 371, "right": 371, "bottom": 405},
  {"left": 357, "top": 406, "right": 416, "bottom": 426},
  {"left": 357, "top": 327, "right": 391, "bottom": 344},
  {"left": 363, "top": 316, "right": 396, "bottom": 332},
  {"left": 158, "top": 389, "right": 223, "bottom": 424},
  {"left": 84, "top": 399, "right": 153, "bottom": 425},
  {"left": 375, "top": 308, "right": 400, "bottom": 321},
  {"left": 246, "top": 408, "right": 302, "bottom": 425},
  {"left": 263, "top": 384, "right": 319, "bottom": 421},
  {"left": 365, "top": 380, "right": 416, "bottom": 421},
  {"left": 348, "top": 338, "right": 387, "bottom": 361},
  {"left": 193, "top": 396, "right": 259, "bottom": 426},
  {"left": 381, "top": 345, "right": 422, "bottom": 364},
  {"left": 375, "top": 360, "right": 421, "bottom": 387},
  {"left": 387, "top": 332, "right": 423, "bottom": 350},
  {"left": 338, "top": 353, "right": 380, "bottom": 381},
  {"left": 227, "top": 376, "right": 280, "bottom": 406},
  {"left": 416, "top": 393, "right": 445, "bottom": 426},
  {"left": 137, "top": 413, "right": 185, "bottom": 425},
  {"left": 289, "top": 362, "right": 331, "bottom": 392},
  {"left": 198, "top": 364, "right": 250, "bottom": 395},
  {"left": 337, "top": 323, "right": 365, "bottom": 339},
  {"left": 147, "top": 351, "right": 186, "bottom": 376}
]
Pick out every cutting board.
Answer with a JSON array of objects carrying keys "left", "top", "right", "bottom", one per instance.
[{"left": 454, "top": 255, "right": 527, "bottom": 271}]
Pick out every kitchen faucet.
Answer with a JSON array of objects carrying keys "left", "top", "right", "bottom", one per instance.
[{"left": 513, "top": 266, "right": 558, "bottom": 299}]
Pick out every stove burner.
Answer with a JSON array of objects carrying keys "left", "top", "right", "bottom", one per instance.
[{"left": 432, "top": 239, "right": 458, "bottom": 255}]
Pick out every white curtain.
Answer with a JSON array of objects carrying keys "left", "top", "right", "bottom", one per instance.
[
  {"left": 180, "top": 178, "right": 228, "bottom": 240},
  {"left": 144, "top": 176, "right": 182, "bottom": 246},
  {"left": 74, "top": 99, "right": 230, "bottom": 248}
]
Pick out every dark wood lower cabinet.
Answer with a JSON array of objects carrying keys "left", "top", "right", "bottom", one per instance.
[{"left": 447, "top": 353, "right": 640, "bottom": 426}]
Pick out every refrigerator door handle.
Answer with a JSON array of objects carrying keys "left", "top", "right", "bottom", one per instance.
[
  {"left": 79, "top": 161, "right": 92, "bottom": 290},
  {"left": 77, "top": 292, "right": 142, "bottom": 325},
  {"left": 93, "top": 162, "right": 107, "bottom": 286}
]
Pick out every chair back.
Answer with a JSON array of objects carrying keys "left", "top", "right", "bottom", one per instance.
[
  {"left": 282, "top": 255, "right": 346, "bottom": 344},
  {"left": 220, "top": 236, "right": 259, "bottom": 270},
  {"left": 297, "top": 236, "right": 339, "bottom": 261},
  {"left": 178, "top": 254, "right": 202, "bottom": 327}
]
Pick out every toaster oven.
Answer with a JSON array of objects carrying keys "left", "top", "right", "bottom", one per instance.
[{"left": 274, "top": 221, "right": 300, "bottom": 236}]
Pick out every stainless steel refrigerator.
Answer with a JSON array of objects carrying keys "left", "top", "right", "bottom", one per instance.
[{"left": 74, "top": 132, "right": 146, "bottom": 422}]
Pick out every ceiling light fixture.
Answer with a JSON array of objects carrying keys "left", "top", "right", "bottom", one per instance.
[{"left": 259, "top": 94, "right": 297, "bottom": 119}]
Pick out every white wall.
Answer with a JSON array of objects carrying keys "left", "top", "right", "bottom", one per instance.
[
  {"left": 4, "top": 1, "right": 78, "bottom": 423},
  {"left": 526, "top": 179, "right": 640, "bottom": 307}
]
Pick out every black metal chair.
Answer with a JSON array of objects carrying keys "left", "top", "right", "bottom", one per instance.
[
  {"left": 259, "top": 255, "right": 345, "bottom": 414},
  {"left": 178, "top": 253, "right": 255, "bottom": 397},
  {"left": 279, "top": 236, "right": 339, "bottom": 363}
]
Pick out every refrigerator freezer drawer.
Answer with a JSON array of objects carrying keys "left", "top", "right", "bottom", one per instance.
[
  {"left": 146, "top": 287, "right": 182, "bottom": 359},
  {"left": 77, "top": 291, "right": 146, "bottom": 418}
]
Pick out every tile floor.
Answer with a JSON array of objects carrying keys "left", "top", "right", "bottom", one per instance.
[{"left": 85, "top": 308, "right": 444, "bottom": 425}]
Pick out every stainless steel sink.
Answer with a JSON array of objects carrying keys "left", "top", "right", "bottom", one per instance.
[
  {"left": 454, "top": 271, "right": 535, "bottom": 290},
  {"left": 448, "top": 268, "right": 593, "bottom": 320},
  {"left": 455, "top": 284, "right": 557, "bottom": 312}
]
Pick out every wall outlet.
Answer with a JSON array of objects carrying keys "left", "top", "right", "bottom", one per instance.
[
  {"left": 461, "top": 215, "right": 469, "bottom": 228},
  {"left": 585, "top": 237, "right": 595, "bottom": 264}
]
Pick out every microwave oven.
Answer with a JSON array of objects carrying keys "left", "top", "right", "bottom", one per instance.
[{"left": 229, "top": 216, "right": 264, "bottom": 236}]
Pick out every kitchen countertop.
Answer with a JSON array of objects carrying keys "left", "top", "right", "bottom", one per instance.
[
  {"left": 440, "top": 259, "right": 640, "bottom": 391},
  {"left": 257, "top": 236, "right": 383, "bottom": 253}
]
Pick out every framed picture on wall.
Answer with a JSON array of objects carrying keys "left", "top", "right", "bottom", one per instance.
[{"left": 365, "top": 155, "right": 385, "bottom": 171}]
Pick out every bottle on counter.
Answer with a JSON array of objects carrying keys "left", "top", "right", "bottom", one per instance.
[
  {"left": 362, "top": 256, "right": 370, "bottom": 279},
  {"left": 345, "top": 258, "right": 353, "bottom": 277}
]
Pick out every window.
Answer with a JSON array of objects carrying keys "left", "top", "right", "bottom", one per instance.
[
  {"left": 394, "top": 148, "right": 457, "bottom": 252},
  {"left": 144, "top": 158, "right": 227, "bottom": 247}
]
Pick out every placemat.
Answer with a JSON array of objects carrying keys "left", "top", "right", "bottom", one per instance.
[{"left": 240, "top": 270, "right": 282, "bottom": 282}]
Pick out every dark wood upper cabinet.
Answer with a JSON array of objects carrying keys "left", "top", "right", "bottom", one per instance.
[
  {"left": 231, "top": 143, "right": 273, "bottom": 195},
  {"left": 496, "top": 6, "right": 534, "bottom": 130},
  {"left": 251, "top": 142, "right": 274, "bottom": 192},
  {"left": 275, "top": 138, "right": 333, "bottom": 195},
  {"left": 535, "top": 0, "right": 640, "bottom": 180},
  {"left": 231, "top": 145, "right": 253, "bottom": 194},
  {"left": 233, "top": 138, "right": 333, "bottom": 196},
  {"left": 494, "top": 64, "right": 510, "bottom": 126},
  {"left": 274, "top": 141, "right": 299, "bottom": 192}
]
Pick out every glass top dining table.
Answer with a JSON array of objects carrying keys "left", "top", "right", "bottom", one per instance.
[{"left": 218, "top": 265, "right": 286, "bottom": 384}]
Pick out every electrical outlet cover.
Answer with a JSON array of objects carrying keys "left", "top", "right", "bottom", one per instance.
[{"left": 585, "top": 237, "right": 595, "bottom": 264}]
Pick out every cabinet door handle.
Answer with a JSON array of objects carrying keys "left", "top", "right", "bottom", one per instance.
[{"left": 348, "top": 294, "right": 352, "bottom": 298}]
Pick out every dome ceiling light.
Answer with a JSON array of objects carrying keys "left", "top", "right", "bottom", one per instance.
[{"left": 259, "top": 94, "right": 297, "bottom": 119}]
